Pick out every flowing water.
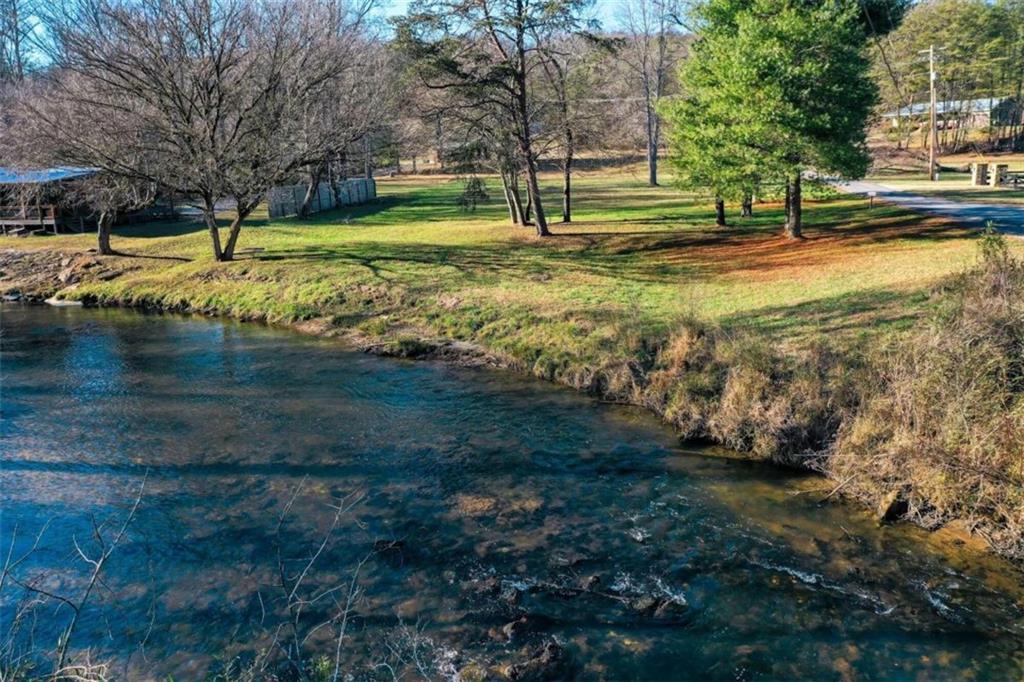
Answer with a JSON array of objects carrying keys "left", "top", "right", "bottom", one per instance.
[{"left": 2, "top": 305, "right": 1023, "bottom": 680}]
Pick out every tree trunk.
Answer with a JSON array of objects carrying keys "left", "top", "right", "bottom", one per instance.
[
  {"left": 1012, "top": 49, "right": 1022, "bottom": 148},
  {"left": 784, "top": 182, "right": 793, "bottom": 236},
  {"left": 562, "top": 162, "right": 571, "bottom": 223},
  {"left": 220, "top": 205, "right": 254, "bottom": 261},
  {"left": 715, "top": 198, "right": 726, "bottom": 227},
  {"left": 562, "top": 127, "right": 573, "bottom": 223},
  {"left": 785, "top": 173, "right": 803, "bottom": 239},
  {"left": 203, "top": 200, "right": 224, "bottom": 261},
  {"left": 646, "top": 105, "right": 658, "bottom": 187},
  {"left": 509, "top": 173, "right": 527, "bottom": 225},
  {"left": 741, "top": 194, "right": 753, "bottom": 218},
  {"left": 299, "top": 163, "right": 326, "bottom": 219},
  {"left": 523, "top": 157, "right": 548, "bottom": 235},
  {"left": 97, "top": 211, "right": 114, "bottom": 255},
  {"left": 513, "top": 9, "right": 548, "bottom": 237},
  {"left": 523, "top": 182, "right": 533, "bottom": 224},
  {"left": 500, "top": 171, "right": 519, "bottom": 224},
  {"left": 435, "top": 114, "right": 444, "bottom": 170}
]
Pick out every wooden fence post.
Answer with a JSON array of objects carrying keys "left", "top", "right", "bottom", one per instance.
[{"left": 971, "top": 163, "right": 989, "bottom": 186}]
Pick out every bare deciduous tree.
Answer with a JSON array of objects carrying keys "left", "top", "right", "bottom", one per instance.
[
  {"left": 291, "top": 2, "right": 391, "bottom": 219},
  {"left": 533, "top": 33, "right": 609, "bottom": 223},
  {"left": 29, "top": 0, "right": 380, "bottom": 261},
  {"left": 1, "top": 77, "right": 161, "bottom": 255},
  {"left": 396, "top": 0, "right": 592, "bottom": 237},
  {"left": 0, "top": 0, "right": 38, "bottom": 84},
  {"left": 616, "top": 0, "right": 687, "bottom": 186}
]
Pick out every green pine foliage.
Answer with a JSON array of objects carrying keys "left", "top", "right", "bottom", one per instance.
[{"left": 663, "top": 0, "right": 878, "bottom": 203}]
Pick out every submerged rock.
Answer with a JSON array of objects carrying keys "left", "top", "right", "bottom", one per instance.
[
  {"left": 490, "top": 614, "right": 550, "bottom": 643},
  {"left": 456, "top": 494, "right": 498, "bottom": 516},
  {"left": 627, "top": 594, "right": 688, "bottom": 620},
  {"left": 474, "top": 576, "right": 501, "bottom": 596},
  {"left": 653, "top": 597, "right": 688, "bottom": 620},
  {"left": 504, "top": 640, "right": 568, "bottom": 681},
  {"left": 877, "top": 488, "right": 910, "bottom": 523},
  {"left": 458, "top": 663, "right": 491, "bottom": 682},
  {"left": 501, "top": 617, "right": 531, "bottom": 642},
  {"left": 499, "top": 584, "right": 522, "bottom": 606},
  {"left": 629, "top": 595, "right": 659, "bottom": 613},
  {"left": 548, "top": 550, "right": 586, "bottom": 568}
]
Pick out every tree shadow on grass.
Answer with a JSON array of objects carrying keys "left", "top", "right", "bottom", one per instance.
[
  {"left": 804, "top": 204, "right": 975, "bottom": 243},
  {"left": 288, "top": 195, "right": 429, "bottom": 225},
  {"left": 114, "top": 219, "right": 206, "bottom": 239},
  {"left": 109, "top": 250, "right": 191, "bottom": 262},
  {"left": 111, "top": 195, "right": 421, "bottom": 239},
  {"left": 250, "top": 239, "right": 713, "bottom": 285},
  {"left": 719, "top": 286, "right": 934, "bottom": 342},
  {"left": 246, "top": 201, "right": 976, "bottom": 289}
]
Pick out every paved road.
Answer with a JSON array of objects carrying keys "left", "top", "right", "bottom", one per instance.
[{"left": 838, "top": 180, "right": 1024, "bottom": 235}]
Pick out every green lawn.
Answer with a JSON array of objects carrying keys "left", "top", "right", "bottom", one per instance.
[{"left": 6, "top": 169, "right": 998, "bottom": 367}]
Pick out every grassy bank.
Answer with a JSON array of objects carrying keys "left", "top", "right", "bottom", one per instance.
[
  {"left": 6, "top": 171, "right": 986, "bottom": 342},
  {"left": 3, "top": 168, "right": 1022, "bottom": 558}
]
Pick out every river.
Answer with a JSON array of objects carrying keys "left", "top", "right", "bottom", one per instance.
[{"left": 2, "top": 305, "right": 1023, "bottom": 680}]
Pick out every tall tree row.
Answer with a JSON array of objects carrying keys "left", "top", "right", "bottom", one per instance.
[{"left": 872, "top": 0, "right": 1024, "bottom": 152}]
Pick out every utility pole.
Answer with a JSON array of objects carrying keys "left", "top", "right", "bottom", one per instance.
[
  {"left": 928, "top": 45, "right": 938, "bottom": 181},
  {"left": 919, "top": 44, "right": 944, "bottom": 181}
]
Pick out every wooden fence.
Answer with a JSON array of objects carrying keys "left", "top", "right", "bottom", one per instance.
[{"left": 268, "top": 178, "right": 376, "bottom": 219}]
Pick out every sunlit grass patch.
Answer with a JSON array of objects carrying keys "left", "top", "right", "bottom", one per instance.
[{"left": 11, "top": 169, "right": 1010, "bottom": 358}]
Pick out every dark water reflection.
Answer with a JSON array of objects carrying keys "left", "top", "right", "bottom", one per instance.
[{"left": 2, "top": 305, "right": 1023, "bottom": 680}]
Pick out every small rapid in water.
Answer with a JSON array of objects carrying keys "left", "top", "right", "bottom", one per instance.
[{"left": 2, "top": 305, "right": 1023, "bottom": 679}]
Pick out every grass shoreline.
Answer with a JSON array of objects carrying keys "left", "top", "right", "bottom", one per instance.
[
  {"left": 2, "top": 171, "right": 1021, "bottom": 562},
  {"left": 1, "top": 273, "right": 1006, "bottom": 560}
]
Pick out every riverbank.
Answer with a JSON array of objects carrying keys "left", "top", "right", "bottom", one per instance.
[
  {"left": 2, "top": 170, "right": 1022, "bottom": 561},
  {"left": 7, "top": 304, "right": 1023, "bottom": 680}
]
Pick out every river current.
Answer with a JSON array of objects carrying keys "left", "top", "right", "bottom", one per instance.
[{"left": 1, "top": 305, "right": 1022, "bottom": 679}]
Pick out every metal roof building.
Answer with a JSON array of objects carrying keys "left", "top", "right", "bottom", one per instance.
[
  {"left": 0, "top": 167, "right": 98, "bottom": 235},
  {"left": 883, "top": 97, "right": 1007, "bottom": 118},
  {"left": 0, "top": 167, "right": 97, "bottom": 185}
]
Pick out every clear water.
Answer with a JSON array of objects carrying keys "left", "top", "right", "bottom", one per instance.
[{"left": 2, "top": 305, "right": 1023, "bottom": 680}]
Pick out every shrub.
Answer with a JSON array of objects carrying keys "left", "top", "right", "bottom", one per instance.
[
  {"left": 831, "top": 229, "right": 1024, "bottom": 559},
  {"left": 642, "top": 317, "right": 849, "bottom": 463},
  {"left": 456, "top": 177, "right": 489, "bottom": 212}
]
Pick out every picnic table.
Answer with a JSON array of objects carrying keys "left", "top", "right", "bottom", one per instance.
[{"left": 970, "top": 163, "right": 1024, "bottom": 188}]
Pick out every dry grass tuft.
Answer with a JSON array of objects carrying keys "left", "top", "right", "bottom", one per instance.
[
  {"left": 831, "top": 230, "right": 1024, "bottom": 559},
  {"left": 639, "top": 319, "right": 851, "bottom": 462}
]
